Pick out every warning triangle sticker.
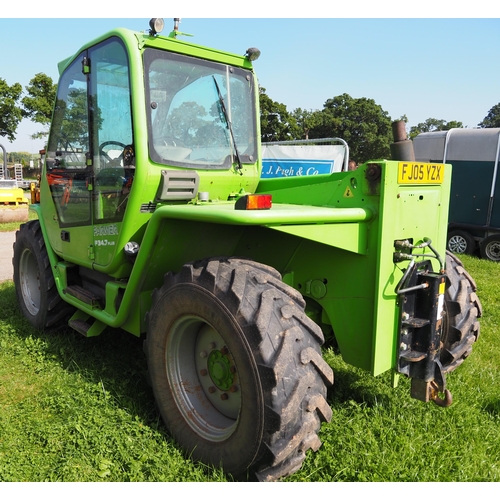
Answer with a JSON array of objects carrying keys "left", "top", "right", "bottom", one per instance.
[{"left": 343, "top": 187, "right": 354, "bottom": 198}]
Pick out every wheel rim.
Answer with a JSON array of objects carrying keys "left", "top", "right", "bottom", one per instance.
[
  {"left": 166, "top": 316, "right": 241, "bottom": 442},
  {"left": 448, "top": 234, "right": 467, "bottom": 254},
  {"left": 485, "top": 239, "right": 500, "bottom": 261},
  {"left": 19, "top": 247, "right": 41, "bottom": 316}
]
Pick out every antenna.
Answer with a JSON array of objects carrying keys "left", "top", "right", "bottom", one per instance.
[{"left": 168, "top": 18, "right": 193, "bottom": 39}]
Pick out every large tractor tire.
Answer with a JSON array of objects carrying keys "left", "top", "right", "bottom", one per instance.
[
  {"left": 441, "top": 251, "right": 482, "bottom": 373},
  {"left": 13, "top": 220, "right": 74, "bottom": 329},
  {"left": 145, "top": 257, "right": 334, "bottom": 481}
]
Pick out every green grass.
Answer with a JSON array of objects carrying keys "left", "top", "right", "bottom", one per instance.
[
  {"left": 1, "top": 220, "right": 499, "bottom": 482},
  {"left": 0, "top": 282, "right": 228, "bottom": 482}
]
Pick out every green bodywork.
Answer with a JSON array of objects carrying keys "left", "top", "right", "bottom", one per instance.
[{"left": 35, "top": 26, "right": 452, "bottom": 379}]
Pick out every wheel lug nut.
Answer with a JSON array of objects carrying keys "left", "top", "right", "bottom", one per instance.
[
  {"left": 208, "top": 342, "right": 216, "bottom": 350},
  {"left": 220, "top": 393, "right": 228, "bottom": 400},
  {"left": 230, "top": 365, "right": 236, "bottom": 374},
  {"left": 199, "top": 351, "right": 207, "bottom": 358},
  {"left": 220, "top": 346, "right": 228, "bottom": 355},
  {"left": 200, "top": 369, "right": 208, "bottom": 376},
  {"left": 229, "top": 385, "right": 238, "bottom": 393},
  {"left": 208, "top": 386, "right": 216, "bottom": 394}
]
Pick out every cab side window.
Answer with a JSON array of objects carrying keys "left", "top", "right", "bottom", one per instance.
[
  {"left": 45, "top": 38, "right": 133, "bottom": 227},
  {"left": 46, "top": 58, "right": 91, "bottom": 226}
]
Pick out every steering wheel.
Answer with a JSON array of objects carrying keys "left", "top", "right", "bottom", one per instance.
[{"left": 99, "top": 141, "right": 127, "bottom": 163}]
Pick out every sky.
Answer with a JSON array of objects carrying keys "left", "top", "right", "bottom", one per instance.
[{"left": 1, "top": 2, "right": 500, "bottom": 154}]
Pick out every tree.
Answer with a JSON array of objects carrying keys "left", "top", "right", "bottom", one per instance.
[
  {"left": 478, "top": 103, "right": 500, "bottom": 128},
  {"left": 8, "top": 151, "right": 31, "bottom": 164},
  {"left": 49, "top": 88, "right": 104, "bottom": 154},
  {"left": 169, "top": 101, "right": 211, "bottom": 145},
  {"left": 259, "top": 87, "right": 299, "bottom": 142},
  {"left": 21, "top": 73, "right": 57, "bottom": 140},
  {"left": 409, "top": 118, "right": 463, "bottom": 140},
  {"left": 292, "top": 108, "right": 322, "bottom": 140},
  {"left": 0, "top": 78, "right": 23, "bottom": 142},
  {"left": 310, "top": 93, "right": 393, "bottom": 164}
]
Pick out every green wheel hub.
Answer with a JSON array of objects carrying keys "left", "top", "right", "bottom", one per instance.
[
  {"left": 195, "top": 324, "right": 240, "bottom": 420},
  {"left": 208, "top": 349, "right": 234, "bottom": 391}
]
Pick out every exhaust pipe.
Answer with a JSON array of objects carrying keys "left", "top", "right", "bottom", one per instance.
[{"left": 390, "top": 120, "right": 415, "bottom": 161}]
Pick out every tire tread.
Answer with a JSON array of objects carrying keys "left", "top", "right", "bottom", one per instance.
[
  {"left": 442, "top": 251, "right": 481, "bottom": 374},
  {"left": 13, "top": 220, "right": 74, "bottom": 329},
  {"left": 149, "top": 256, "right": 333, "bottom": 481}
]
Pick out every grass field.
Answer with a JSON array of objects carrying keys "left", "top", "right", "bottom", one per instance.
[{"left": 0, "top": 219, "right": 499, "bottom": 481}]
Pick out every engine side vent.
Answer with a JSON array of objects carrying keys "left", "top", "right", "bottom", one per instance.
[{"left": 156, "top": 170, "right": 200, "bottom": 201}]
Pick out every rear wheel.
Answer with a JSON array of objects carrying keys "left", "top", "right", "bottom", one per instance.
[
  {"left": 13, "top": 220, "right": 74, "bottom": 329},
  {"left": 479, "top": 233, "right": 500, "bottom": 261},
  {"left": 146, "top": 257, "right": 333, "bottom": 481},
  {"left": 441, "top": 251, "right": 482, "bottom": 373},
  {"left": 447, "top": 230, "right": 476, "bottom": 255}
]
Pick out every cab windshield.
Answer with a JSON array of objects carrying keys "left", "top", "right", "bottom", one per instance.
[{"left": 144, "top": 49, "right": 257, "bottom": 169}]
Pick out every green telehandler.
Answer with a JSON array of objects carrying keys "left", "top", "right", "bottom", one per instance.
[{"left": 13, "top": 19, "right": 481, "bottom": 481}]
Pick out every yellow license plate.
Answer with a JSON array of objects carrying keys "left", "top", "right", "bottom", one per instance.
[{"left": 398, "top": 162, "right": 445, "bottom": 184}]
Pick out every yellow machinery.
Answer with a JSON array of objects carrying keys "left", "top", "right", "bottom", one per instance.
[{"left": 0, "top": 144, "right": 29, "bottom": 223}]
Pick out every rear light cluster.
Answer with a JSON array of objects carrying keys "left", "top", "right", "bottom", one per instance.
[{"left": 234, "top": 194, "right": 272, "bottom": 210}]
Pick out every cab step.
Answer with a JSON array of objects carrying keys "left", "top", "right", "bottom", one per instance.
[
  {"left": 64, "top": 285, "right": 101, "bottom": 308},
  {"left": 68, "top": 310, "right": 107, "bottom": 337}
]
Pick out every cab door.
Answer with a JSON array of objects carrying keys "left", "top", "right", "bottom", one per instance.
[
  {"left": 45, "top": 37, "right": 134, "bottom": 268},
  {"left": 45, "top": 51, "right": 93, "bottom": 264}
]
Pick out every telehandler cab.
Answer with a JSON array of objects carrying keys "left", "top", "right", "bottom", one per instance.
[{"left": 13, "top": 19, "right": 481, "bottom": 481}]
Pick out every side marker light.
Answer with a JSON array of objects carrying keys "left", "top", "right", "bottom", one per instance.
[{"left": 234, "top": 194, "right": 272, "bottom": 210}]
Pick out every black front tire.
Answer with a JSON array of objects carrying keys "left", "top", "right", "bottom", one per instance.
[
  {"left": 441, "top": 251, "right": 482, "bottom": 373},
  {"left": 146, "top": 257, "right": 333, "bottom": 481},
  {"left": 13, "top": 220, "right": 74, "bottom": 329}
]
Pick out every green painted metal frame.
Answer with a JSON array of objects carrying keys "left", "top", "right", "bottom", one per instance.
[{"left": 36, "top": 25, "right": 452, "bottom": 379}]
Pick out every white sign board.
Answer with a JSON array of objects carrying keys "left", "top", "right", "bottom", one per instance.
[{"left": 261, "top": 144, "right": 345, "bottom": 178}]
